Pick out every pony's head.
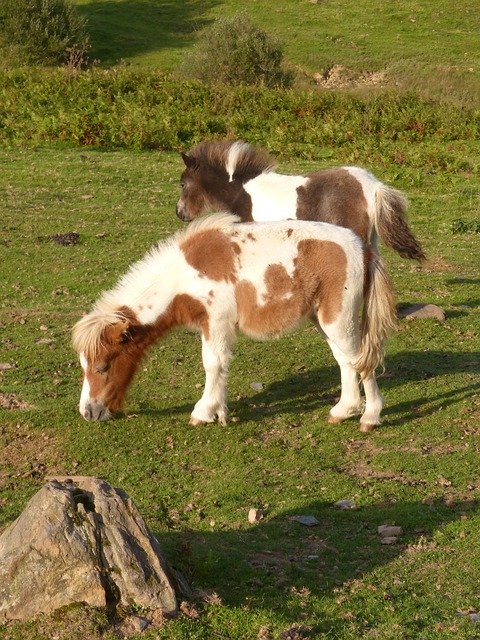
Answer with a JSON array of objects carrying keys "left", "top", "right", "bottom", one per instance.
[
  {"left": 176, "top": 140, "right": 275, "bottom": 222},
  {"left": 72, "top": 309, "right": 144, "bottom": 421}
]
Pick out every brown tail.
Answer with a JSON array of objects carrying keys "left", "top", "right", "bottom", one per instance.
[
  {"left": 355, "top": 252, "right": 397, "bottom": 378},
  {"left": 375, "top": 185, "right": 426, "bottom": 261}
]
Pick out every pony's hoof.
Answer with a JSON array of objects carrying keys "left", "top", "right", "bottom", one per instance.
[
  {"left": 359, "top": 423, "right": 376, "bottom": 433},
  {"left": 189, "top": 417, "right": 206, "bottom": 427},
  {"left": 328, "top": 415, "right": 343, "bottom": 424}
]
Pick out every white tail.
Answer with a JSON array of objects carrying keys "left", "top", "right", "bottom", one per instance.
[{"left": 355, "top": 252, "right": 397, "bottom": 378}]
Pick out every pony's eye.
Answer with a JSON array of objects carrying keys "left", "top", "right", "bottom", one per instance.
[{"left": 95, "top": 362, "right": 110, "bottom": 374}]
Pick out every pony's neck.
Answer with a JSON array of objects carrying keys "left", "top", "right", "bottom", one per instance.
[
  {"left": 230, "top": 188, "right": 254, "bottom": 221},
  {"left": 127, "top": 292, "right": 210, "bottom": 355}
]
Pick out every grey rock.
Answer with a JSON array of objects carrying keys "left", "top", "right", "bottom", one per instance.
[
  {"left": 398, "top": 304, "right": 445, "bottom": 322},
  {"left": 289, "top": 515, "right": 319, "bottom": 526},
  {"left": 248, "top": 508, "right": 264, "bottom": 523},
  {"left": 116, "top": 614, "right": 151, "bottom": 637},
  {"left": 334, "top": 499, "right": 357, "bottom": 510},
  {"left": 0, "top": 476, "right": 178, "bottom": 622},
  {"left": 380, "top": 536, "right": 398, "bottom": 545},
  {"left": 378, "top": 524, "right": 403, "bottom": 537}
]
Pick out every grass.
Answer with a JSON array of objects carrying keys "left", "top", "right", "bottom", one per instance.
[
  {"left": 69, "top": 0, "right": 480, "bottom": 105},
  {"left": 1, "top": 146, "right": 479, "bottom": 639},
  {"left": 0, "top": 3, "right": 479, "bottom": 636}
]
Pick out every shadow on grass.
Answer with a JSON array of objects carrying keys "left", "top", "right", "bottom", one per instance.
[
  {"left": 136, "top": 350, "right": 480, "bottom": 426},
  {"left": 156, "top": 497, "right": 479, "bottom": 634},
  {"left": 78, "top": 0, "right": 219, "bottom": 65}
]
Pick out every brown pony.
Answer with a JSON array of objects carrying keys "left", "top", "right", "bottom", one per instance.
[
  {"left": 176, "top": 139, "right": 425, "bottom": 261},
  {"left": 72, "top": 214, "right": 397, "bottom": 431}
]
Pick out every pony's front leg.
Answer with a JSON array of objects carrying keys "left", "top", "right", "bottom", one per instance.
[
  {"left": 323, "top": 338, "right": 364, "bottom": 423},
  {"left": 189, "top": 334, "right": 232, "bottom": 427}
]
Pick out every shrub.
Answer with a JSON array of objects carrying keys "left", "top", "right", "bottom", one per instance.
[
  {"left": 179, "top": 13, "right": 294, "bottom": 89},
  {"left": 0, "top": 0, "right": 88, "bottom": 66}
]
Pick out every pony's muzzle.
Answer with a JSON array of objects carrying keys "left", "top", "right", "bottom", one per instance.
[
  {"left": 175, "top": 202, "right": 191, "bottom": 222},
  {"left": 82, "top": 400, "right": 112, "bottom": 422}
]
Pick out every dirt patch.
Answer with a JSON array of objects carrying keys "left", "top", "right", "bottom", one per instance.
[
  {"left": 344, "top": 460, "right": 427, "bottom": 487},
  {"left": 0, "top": 393, "right": 32, "bottom": 411},
  {"left": 0, "top": 422, "right": 65, "bottom": 491},
  {"left": 423, "top": 256, "right": 458, "bottom": 273},
  {"left": 249, "top": 549, "right": 295, "bottom": 572},
  {"left": 314, "top": 64, "right": 386, "bottom": 89}
]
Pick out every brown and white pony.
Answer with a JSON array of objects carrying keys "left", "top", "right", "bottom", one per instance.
[
  {"left": 72, "top": 214, "right": 397, "bottom": 431},
  {"left": 176, "top": 139, "right": 425, "bottom": 262}
]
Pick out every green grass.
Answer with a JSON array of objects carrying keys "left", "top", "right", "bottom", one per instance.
[
  {"left": 70, "top": 0, "right": 480, "bottom": 105},
  {"left": 1, "top": 147, "right": 479, "bottom": 639}
]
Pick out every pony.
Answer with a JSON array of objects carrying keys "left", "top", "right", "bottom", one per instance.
[
  {"left": 72, "top": 214, "right": 397, "bottom": 431},
  {"left": 176, "top": 139, "right": 425, "bottom": 262}
]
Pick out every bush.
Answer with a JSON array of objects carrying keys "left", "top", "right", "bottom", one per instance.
[
  {"left": 179, "top": 13, "right": 294, "bottom": 89},
  {"left": 0, "top": 0, "right": 88, "bottom": 66},
  {"left": 0, "top": 68, "right": 478, "bottom": 155}
]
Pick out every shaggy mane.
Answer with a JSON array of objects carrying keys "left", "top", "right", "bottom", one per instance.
[
  {"left": 188, "top": 139, "right": 276, "bottom": 181},
  {"left": 72, "top": 307, "right": 128, "bottom": 361}
]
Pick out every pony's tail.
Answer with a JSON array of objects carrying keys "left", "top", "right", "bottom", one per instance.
[
  {"left": 374, "top": 185, "right": 426, "bottom": 262},
  {"left": 354, "top": 252, "right": 397, "bottom": 378}
]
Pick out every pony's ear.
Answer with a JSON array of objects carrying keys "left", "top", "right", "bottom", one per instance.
[
  {"left": 105, "top": 320, "right": 134, "bottom": 345},
  {"left": 181, "top": 152, "right": 199, "bottom": 172}
]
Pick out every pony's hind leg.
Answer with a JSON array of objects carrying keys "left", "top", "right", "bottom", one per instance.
[
  {"left": 358, "top": 374, "right": 384, "bottom": 432},
  {"left": 189, "top": 332, "right": 233, "bottom": 426}
]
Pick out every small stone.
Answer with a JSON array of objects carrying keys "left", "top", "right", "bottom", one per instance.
[
  {"left": 116, "top": 614, "right": 150, "bottom": 637},
  {"left": 250, "top": 382, "right": 263, "bottom": 391},
  {"left": 0, "top": 363, "right": 16, "bottom": 371},
  {"left": 289, "top": 515, "right": 319, "bottom": 527},
  {"left": 248, "top": 508, "right": 264, "bottom": 524},
  {"left": 398, "top": 303, "right": 445, "bottom": 322},
  {"left": 334, "top": 499, "right": 356, "bottom": 510},
  {"left": 39, "top": 325, "right": 48, "bottom": 332},
  {"left": 378, "top": 525, "right": 403, "bottom": 537},
  {"left": 380, "top": 536, "right": 398, "bottom": 545}
]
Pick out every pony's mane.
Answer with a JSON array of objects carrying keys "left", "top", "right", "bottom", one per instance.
[
  {"left": 188, "top": 140, "right": 276, "bottom": 181},
  {"left": 72, "top": 306, "right": 128, "bottom": 360},
  {"left": 178, "top": 211, "right": 240, "bottom": 238},
  {"left": 72, "top": 213, "right": 240, "bottom": 360}
]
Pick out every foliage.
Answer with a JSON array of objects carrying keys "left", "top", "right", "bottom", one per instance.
[
  {"left": 0, "top": 68, "right": 479, "bottom": 165},
  {"left": 451, "top": 218, "right": 480, "bottom": 234},
  {"left": 0, "top": 0, "right": 88, "bottom": 65},
  {"left": 178, "top": 13, "right": 293, "bottom": 89}
]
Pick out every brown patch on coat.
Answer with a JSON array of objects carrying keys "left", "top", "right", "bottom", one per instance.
[
  {"left": 82, "top": 296, "right": 210, "bottom": 413},
  {"left": 180, "top": 229, "right": 238, "bottom": 283},
  {"left": 235, "top": 239, "right": 347, "bottom": 337},
  {"left": 236, "top": 280, "right": 304, "bottom": 337},
  {"left": 295, "top": 239, "right": 347, "bottom": 325},
  {"left": 296, "top": 169, "right": 369, "bottom": 243},
  {"left": 263, "top": 263, "right": 293, "bottom": 300}
]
